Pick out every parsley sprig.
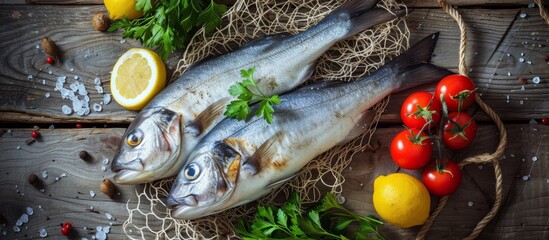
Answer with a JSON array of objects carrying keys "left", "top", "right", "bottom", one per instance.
[
  {"left": 236, "top": 193, "right": 385, "bottom": 240},
  {"left": 224, "top": 67, "right": 281, "bottom": 124},
  {"left": 108, "top": 0, "right": 227, "bottom": 59}
]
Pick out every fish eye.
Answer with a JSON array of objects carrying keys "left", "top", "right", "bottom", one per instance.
[
  {"left": 126, "top": 129, "right": 144, "bottom": 147},
  {"left": 184, "top": 163, "right": 201, "bottom": 180}
]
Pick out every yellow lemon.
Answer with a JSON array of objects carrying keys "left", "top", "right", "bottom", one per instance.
[
  {"left": 110, "top": 48, "right": 166, "bottom": 110},
  {"left": 104, "top": 0, "right": 143, "bottom": 20},
  {"left": 372, "top": 173, "right": 430, "bottom": 228}
]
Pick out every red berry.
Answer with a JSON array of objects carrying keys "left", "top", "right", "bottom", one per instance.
[
  {"left": 31, "top": 131, "right": 40, "bottom": 139},
  {"left": 46, "top": 57, "right": 54, "bottom": 64},
  {"left": 542, "top": 117, "right": 549, "bottom": 125},
  {"left": 76, "top": 123, "right": 83, "bottom": 128},
  {"left": 61, "top": 222, "right": 72, "bottom": 235}
]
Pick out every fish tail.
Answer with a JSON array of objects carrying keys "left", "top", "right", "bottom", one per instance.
[
  {"left": 387, "top": 32, "right": 454, "bottom": 91},
  {"left": 333, "top": 0, "right": 409, "bottom": 38}
]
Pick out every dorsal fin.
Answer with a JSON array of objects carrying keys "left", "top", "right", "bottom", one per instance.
[
  {"left": 184, "top": 98, "right": 230, "bottom": 136},
  {"left": 243, "top": 132, "right": 285, "bottom": 175}
]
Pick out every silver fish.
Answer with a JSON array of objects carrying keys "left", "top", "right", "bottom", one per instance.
[
  {"left": 111, "top": 0, "right": 407, "bottom": 184},
  {"left": 166, "top": 33, "right": 453, "bottom": 219}
]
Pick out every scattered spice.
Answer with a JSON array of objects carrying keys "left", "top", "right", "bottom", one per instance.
[
  {"left": 61, "top": 222, "right": 72, "bottom": 235},
  {"left": 100, "top": 178, "right": 116, "bottom": 197},
  {"left": 92, "top": 12, "right": 109, "bottom": 32},
  {"left": 518, "top": 76, "right": 527, "bottom": 85},
  {"left": 79, "top": 150, "right": 92, "bottom": 162},
  {"left": 41, "top": 37, "right": 61, "bottom": 62},
  {"left": 31, "top": 130, "right": 40, "bottom": 139},
  {"left": 76, "top": 123, "right": 83, "bottom": 128},
  {"left": 28, "top": 173, "right": 40, "bottom": 187}
]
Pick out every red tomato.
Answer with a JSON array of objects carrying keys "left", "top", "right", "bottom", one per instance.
[
  {"left": 541, "top": 117, "right": 549, "bottom": 125},
  {"left": 400, "top": 92, "right": 442, "bottom": 129},
  {"left": 390, "top": 129, "right": 432, "bottom": 170},
  {"left": 435, "top": 74, "right": 476, "bottom": 112},
  {"left": 443, "top": 112, "right": 477, "bottom": 150},
  {"left": 422, "top": 160, "right": 462, "bottom": 196}
]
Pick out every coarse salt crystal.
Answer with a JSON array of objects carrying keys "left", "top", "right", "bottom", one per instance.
[
  {"left": 39, "top": 228, "right": 47, "bottom": 238},
  {"left": 532, "top": 76, "right": 541, "bottom": 84},
  {"left": 94, "top": 77, "right": 101, "bottom": 85},
  {"left": 84, "top": 107, "right": 91, "bottom": 115},
  {"left": 102, "top": 159, "right": 109, "bottom": 165},
  {"left": 103, "top": 226, "right": 110, "bottom": 233},
  {"left": 42, "top": 79, "right": 46, "bottom": 85},
  {"left": 105, "top": 213, "right": 113, "bottom": 220},
  {"left": 519, "top": 13, "right": 527, "bottom": 18},
  {"left": 520, "top": 85, "right": 525, "bottom": 91},
  {"left": 90, "top": 190, "right": 96, "bottom": 197},
  {"left": 16, "top": 145, "right": 21, "bottom": 150},
  {"left": 28, "top": 74, "right": 33, "bottom": 80},
  {"left": 45, "top": 92, "right": 50, "bottom": 98},
  {"left": 77, "top": 107, "right": 86, "bottom": 116},
  {"left": 522, "top": 175, "right": 529, "bottom": 181},
  {"left": 13, "top": 226, "right": 20, "bottom": 232},
  {"left": 519, "top": 57, "right": 525, "bottom": 63},
  {"left": 96, "top": 231, "right": 107, "bottom": 240},
  {"left": 95, "top": 85, "right": 104, "bottom": 94},
  {"left": 101, "top": 165, "right": 107, "bottom": 172},
  {"left": 27, "top": 207, "right": 34, "bottom": 215},
  {"left": 74, "top": 75, "right": 79, "bottom": 80},
  {"left": 48, "top": 70, "right": 53, "bottom": 75},
  {"left": 103, "top": 94, "right": 111, "bottom": 104},
  {"left": 532, "top": 156, "right": 538, "bottom": 161},
  {"left": 20, "top": 214, "right": 28, "bottom": 223},
  {"left": 16, "top": 219, "right": 23, "bottom": 226},
  {"left": 62, "top": 105, "right": 73, "bottom": 115},
  {"left": 120, "top": 38, "right": 126, "bottom": 44},
  {"left": 41, "top": 171, "right": 48, "bottom": 179},
  {"left": 93, "top": 103, "right": 103, "bottom": 112},
  {"left": 468, "top": 201, "right": 474, "bottom": 207}
]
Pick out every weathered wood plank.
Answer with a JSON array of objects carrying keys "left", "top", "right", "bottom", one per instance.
[
  {"left": 1, "top": 124, "right": 547, "bottom": 239},
  {"left": 0, "top": 6, "right": 548, "bottom": 124}
]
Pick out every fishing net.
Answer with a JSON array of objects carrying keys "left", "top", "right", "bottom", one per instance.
[{"left": 123, "top": 0, "right": 410, "bottom": 238}]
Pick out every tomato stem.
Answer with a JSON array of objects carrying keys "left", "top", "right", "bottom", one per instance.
[{"left": 436, "top": 93, "right": 449, "bottom": 172}]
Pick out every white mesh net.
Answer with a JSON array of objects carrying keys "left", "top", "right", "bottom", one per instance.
[{"left": 124, "top": 0, "right": 409, "bottom": 238}]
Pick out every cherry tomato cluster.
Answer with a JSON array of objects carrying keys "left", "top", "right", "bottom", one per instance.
[{"left": 390, "top": 74, "right": 478, "bottom": 196}]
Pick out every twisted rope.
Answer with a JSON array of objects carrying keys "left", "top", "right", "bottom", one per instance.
[
  {"left": 534, "top": 0, "right": 549, "bottom": 25},
  {"left": 415, "top": 0, "right": 509, "bottom": 239}
]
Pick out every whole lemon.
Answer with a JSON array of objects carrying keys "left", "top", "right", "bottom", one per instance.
[
  {"left": 104, "top": 0, "right": 143, "bottom": 20},
  {"left": 372, "top": 173, "right": 430, "bottom": 228}
]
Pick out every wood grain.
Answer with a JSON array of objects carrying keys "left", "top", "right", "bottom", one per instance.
[
  {"left": 1, "top": 124, "right": 548, "bottom": 239},
  {"left": 0, "top": 6, "right": 548, "bottom": 124}
]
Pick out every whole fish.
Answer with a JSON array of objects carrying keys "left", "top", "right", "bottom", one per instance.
[
  {"left": 111, "top": 0, "right": 407, "bottom": 184},
  {"left": 166, "top": 33, "right": 453, "bottom": 219}
]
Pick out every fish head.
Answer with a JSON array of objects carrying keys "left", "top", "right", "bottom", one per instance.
[
  {"left": 111, "top": 107, "right": 182, "bottom": 184},
  {"left": 167, "top": 144, "right": 241, "bottom": 219}
]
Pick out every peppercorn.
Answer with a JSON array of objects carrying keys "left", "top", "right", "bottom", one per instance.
[
  {"left": 28, "top": 173, "right": 40, "bottom": 187},
  {"left": 518, "top": 76, "right": 527, "bottom": 85},
  {"left": 79, "top": 150, "right": 92, "bottom": 162},
  {"left": 92, "top": 12, "right": 109, "bottom": 32}
]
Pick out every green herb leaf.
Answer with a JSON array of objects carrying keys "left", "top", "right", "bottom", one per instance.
[
  {"left": 110, "top": 0, "right": 227, "bottom": 59},
  {"left": 225, "top": 67, "right": 280, "bottom": 124},
  {"left": 235, "top": 192, "right": 385, "bottom": 239}
]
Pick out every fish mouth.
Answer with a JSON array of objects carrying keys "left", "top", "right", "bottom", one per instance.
[
  {"left": 166, "top": 195, "right": 198, "bottom": 209},
  {"left": 113, "top": 169, "right": 152, "bottom": 184},
  {"left": 111, "top": 158, "right": 144, "bottom": 172}
]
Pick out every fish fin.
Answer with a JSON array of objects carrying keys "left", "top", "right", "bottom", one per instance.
[
  {"left": 226, "top": 154, "right": 241, "bottom": 184},
  {"left": 266, "top": 174, "right": 297, "bottom": 189},
  {"left": 331, "top": 0, "right": 409, "bottom": 38},
  {"left": 383, "top": 33, "right": 454, "bottom": 91},
  {"left": 185, "top": 98, "right": 230, "bottom": 136},
  {"left": 243, "top": 132, "right": 285, "bottom": 175},
  {"left": 340, "top": 110, "right": 376, "bottom": 144}
]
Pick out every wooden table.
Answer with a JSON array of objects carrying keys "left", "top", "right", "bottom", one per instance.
[{"left": 1, "top": 0, "right": 548, "bottom": 239}]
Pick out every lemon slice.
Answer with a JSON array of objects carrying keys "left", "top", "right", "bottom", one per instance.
[{"left": 110, "top": 48, "right": 166, "bottom": 110}]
